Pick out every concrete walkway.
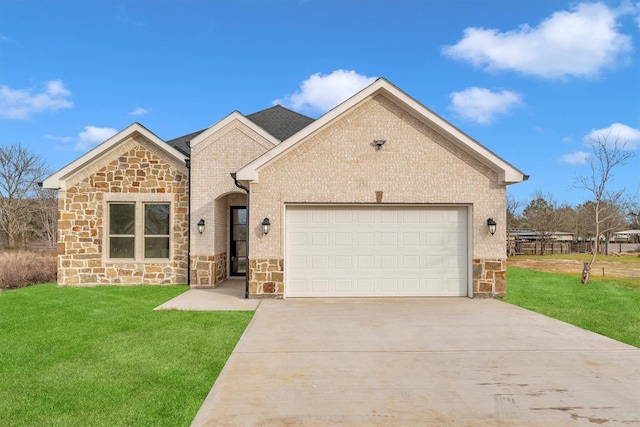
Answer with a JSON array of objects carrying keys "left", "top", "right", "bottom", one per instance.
[
  {"left": 154, "top": 278, "right": 260, "bottom": 311},
  {"left": 190, "top": 297, "right": 640, "bottom": 426}
]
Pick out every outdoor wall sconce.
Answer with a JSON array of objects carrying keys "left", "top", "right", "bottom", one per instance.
[
  {"left": 197, "top": 219, "right": 205, "bottom": 234},
  {"left": 487, "top": 218, "right": 497, "bottom": 235},
  {"left": 262, "top": 218, "right": 271, "bottom": 235},
  {"left": 373, "top": 140, "right": 386, "bottom": 150}
]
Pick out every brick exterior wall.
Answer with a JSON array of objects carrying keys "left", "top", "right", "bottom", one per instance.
[
  {"left": 248, "top": 94, "right": 508, "bottom": 298},
  {"left": 54, "top": 91, "right": 512, "bottom": 296},
  {"left": 56, "top": 135, "right": 189, "bottom": 286},
  {"left": 189, "top": 119, "right": 273, "bottom": 287}
]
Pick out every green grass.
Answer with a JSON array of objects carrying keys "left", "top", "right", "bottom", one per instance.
[
  {"left": 506, "top": 267, "right": 640, "bottom": 347},
  {"left": 0, "top": 284, "right": 253, "bottom": 427}
]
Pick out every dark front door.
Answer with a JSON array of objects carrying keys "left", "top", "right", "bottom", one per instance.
[{"left": 230, "top": 207, "right": 247, "bottom": 276}]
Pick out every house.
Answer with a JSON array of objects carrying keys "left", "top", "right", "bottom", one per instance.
[{"left": 43, "top": 79, "right": 527, "bottom": 298}]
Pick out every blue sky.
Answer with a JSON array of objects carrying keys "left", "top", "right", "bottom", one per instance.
[{"left": 1, "top": 0, "right": 639, "bottom": 208}]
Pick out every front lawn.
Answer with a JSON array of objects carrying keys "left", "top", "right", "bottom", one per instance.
[
  {"left": 506, "top": 267, "right": 640, "bottom": 347},
  {"left": 0, "top": 284, "right": 253, "bottom": 427}
]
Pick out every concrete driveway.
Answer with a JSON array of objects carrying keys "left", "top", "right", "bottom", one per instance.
[{"left": 191, "top": 298, "right": 640, "bottom": 426}]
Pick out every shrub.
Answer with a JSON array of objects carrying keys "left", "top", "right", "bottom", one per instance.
[{"left": 0, "top": 251, "right": 57, "bottom": 290}]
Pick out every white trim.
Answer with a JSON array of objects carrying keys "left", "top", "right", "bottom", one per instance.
[
  {"left": 189, "top": 111, "right": 281, "bottom": 149},
  {"left": 236, "top": 78, "right": 526, "bottom": 185},
  {"left": 42, "top": 123, "right": 187, "bottom": 190}
]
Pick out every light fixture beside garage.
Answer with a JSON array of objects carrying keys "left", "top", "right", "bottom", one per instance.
[
  {"left": 487, "top": 218, "right": 497, "bottom": 235},
  {"left": 197, "top": 219, "right": 205, "bottom": 234},
  {"left": 262, "top": 218, "right": 271, "bottom": 235},
  {"left": 372, "top": 140, "right": 386, "bottom": 150}
]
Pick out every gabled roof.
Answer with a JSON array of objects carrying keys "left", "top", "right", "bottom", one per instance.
[
  {"left": 189, "top": 111, "right": 283, "bottom": 149},
  {"left": 246, "top": 105, "right": 314, "bottom": 142},
  {"left": 188, "top": 106, "right": 314, "bottom": 150},
  {"left": 43, "top": 123, "right": 188, "bottom": 189},
  {"left": 236, "top": 78, "right": 528, "bottom": 185},
  {"left": 165, "top": 106, "right": 312, "bottom": 157},
  {"left": 166, "top": 129, "right": 206, "bottom": 157}
]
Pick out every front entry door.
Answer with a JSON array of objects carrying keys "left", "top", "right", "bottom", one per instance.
[{"left": 230, "top": 207, "right": 247, "bottom": 276}]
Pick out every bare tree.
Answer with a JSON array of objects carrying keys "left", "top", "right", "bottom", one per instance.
[
  {"left": 506, "top": 193, "right": 522, "bottom": 230},
  {"left": 574, "top": 132, "right": 637, "bottom": 284},
  {"left": 556, "top": 204, "right": 579, "bottom": 238},
  {"left": 522, "top": 190, "right": 564, "bottom": 254},
  {"left": 31, "top": 186, "right": 58, "bottom": 247},
  {"left": 0, "top": 144, "right": 49, "bottom": 249}
]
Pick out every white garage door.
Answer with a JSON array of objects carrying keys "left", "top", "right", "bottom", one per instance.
[{"left": 285, "top": 205, "right": 468, "bottom": 297}]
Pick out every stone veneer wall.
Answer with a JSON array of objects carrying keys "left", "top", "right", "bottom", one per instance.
[
  {"left": 249, "top": 259, "right": 284, "bottom": 297},
  {"left": 57, "top": 138, "right": 189, "bottom": 286},
  {"left": 473, "top": 259, "right": 506, "bottom": 298},
  {"left": 190, "top": 253, "right": 227, "bottom": 288}
]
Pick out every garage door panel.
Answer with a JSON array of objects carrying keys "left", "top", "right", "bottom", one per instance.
[
  {"left": 289, "top": 232, "right": 308, "bottom": 246},
  {"left": 402, "top": 210, "right": 420, "bottom": 223},
  {"left": 285, "top": 206, "right": 468, "bottom": 297},
  {"left": 335, "top": 210, "right": 353, "bottom": 223},
  {"left": 403, "top": 255, "right": 420, "bottom": 269},
  {"left": 380, "top": 255, "right": 398, "bottom": 269},
  {"left": 381, "top": 210, "right": 398, "bottom": 223},
  {"left": 356, "top": 232, "right": 375, "bottom": 246},
  {"left": 335, "top": 232, "right": 352, "bottom": 246},
  {"left": 381, "top": 278, "right": 398, "bottom": 292},
  {"left": 288, "top": 255, "right": 307, "bottom": 269},
  {"left": 357, "top": 255, "right": 375, "bottom": 269},
  {"left": 335, "top": 256, "right": 352, "bottom": 269},
  {"left": 312, "top": 210, "right": 329, "bottom": 223},
  {"left": 403, "top": 232, "right": 421, "bottom": 246},
  {"left": 335, "top": 279, "right": 354, "bottom": 293},
  {"left": 312, "top": 279, "right": 329, "bottom": 293},
  {"left": 426, "top": 278, "right": 444, "bottom": 291},
  {"left": 357, "top": 210, "right": 375, "bottom": 223},
  {"left": 381, "top": 233, "right": 398, "bottom": 246},
  {"left": 357, "top": 278, "right": 375, "bottom": 292},
  {"left": 311, "top": 256, "right": 329, "bottom": 269},
  {"left": 426, "top": 210, "right": 444, "bottom": 223}
]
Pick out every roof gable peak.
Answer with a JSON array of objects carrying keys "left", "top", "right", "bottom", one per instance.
[{"left": 235, "top": 78, "right": 527, "bottom": 185}]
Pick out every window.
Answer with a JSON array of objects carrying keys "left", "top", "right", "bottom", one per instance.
[
  {"left": 109, "top": 204, "right": 135, "bottom": 258},
  {"left": 144, "top": 204, "right": 170, "bottom": 258},
  {"left": 108, "top": 203, "right": 170, "bottom": 260}
]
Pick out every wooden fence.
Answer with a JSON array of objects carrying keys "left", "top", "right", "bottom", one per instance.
[
  {"left": 509, "top": 242, "right": 572, "bottom": 255},
  {"left": 508, "top": 241, "right": 639, "bottom": 256}
]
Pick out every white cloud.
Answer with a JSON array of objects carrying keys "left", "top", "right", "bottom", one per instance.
[
  {"left": 274, "top": 70, "right": 377, "bottom": 115},
  {"left": 75, "top": 126, "right": 118, "bottom": 151},
  {"left": 0, "top": 80, "right": 73, "bottom": 119},
  {"left": 442, "top": 2, "right": 633, "bottom": 79},
  {"left": 448, "top": 87, "right": 523, "bottom": 124},
  {"left": 560, "top": 150, "right": 590, "bottom": 165},
  {"left": 583, "top": 123, "right": 640, "bottom": 149},
  {"left": 129, "top": 107, "right": 149, "bottom": 116}
]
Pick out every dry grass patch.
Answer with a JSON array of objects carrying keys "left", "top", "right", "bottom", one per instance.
[
  {"left": 508, "top": 254, "right": 640, "bottom": 290},
  {"left": 0, "top": 251, "right": 57, "bottom": 290}
]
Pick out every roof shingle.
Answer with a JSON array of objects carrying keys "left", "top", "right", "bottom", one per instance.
[{"left": 164, "top": 105, "right": 314, "bottom": 157}]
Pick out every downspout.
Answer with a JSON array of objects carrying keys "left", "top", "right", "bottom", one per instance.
[
  {"left": 185, "top": 158, "right": 191, "bottom": 287},
  {"left": 231, "top": 172, "right": 250, "bottom": 299}
]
